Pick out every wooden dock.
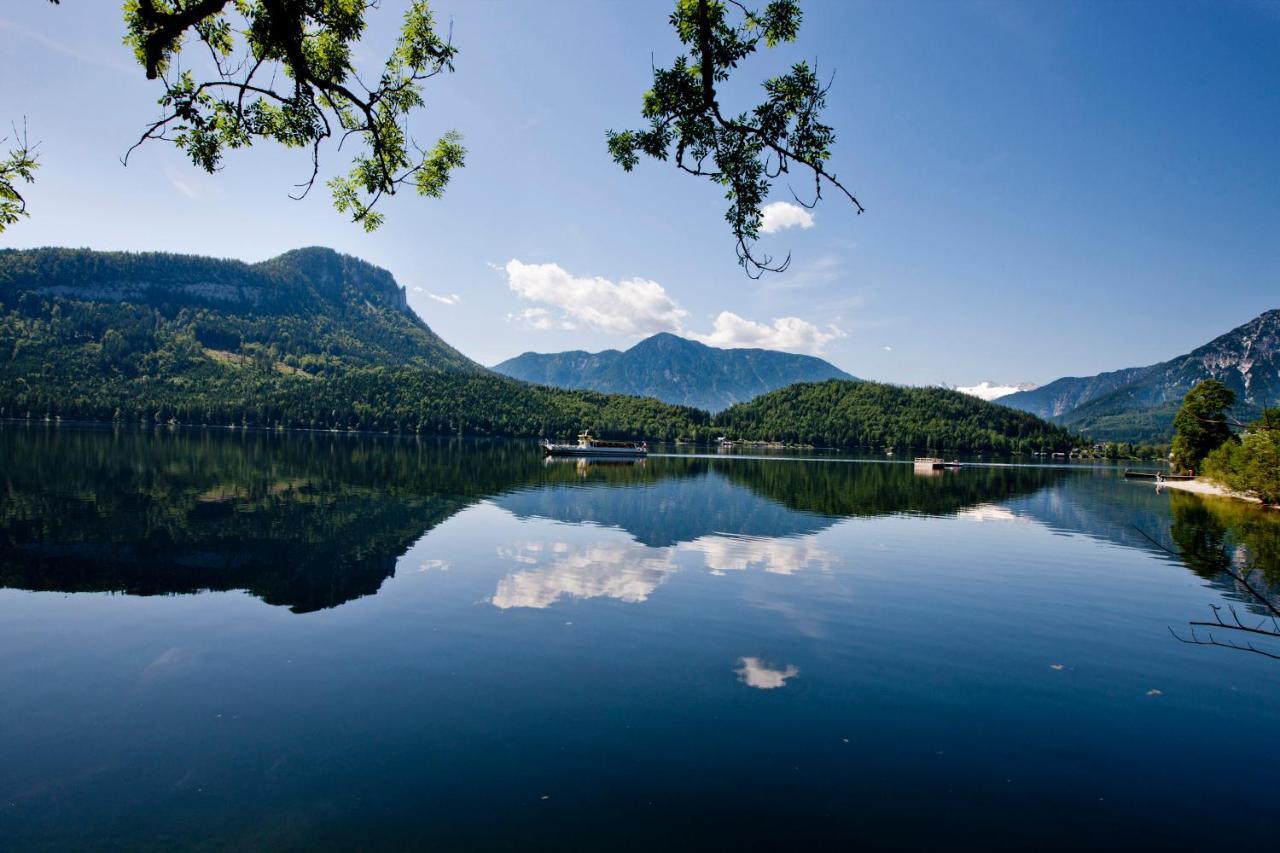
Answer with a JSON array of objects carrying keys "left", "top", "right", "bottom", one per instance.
[{"left": 1123, "top": 469, "right": 1193, "bottom": 481}]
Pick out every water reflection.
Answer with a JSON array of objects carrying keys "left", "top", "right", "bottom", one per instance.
[
  {"left": 2, "top": 426, "right": 1278, "bottom": 615},
  {"left": 1167, "top": 491, "right": 1280, "bottom": 615},
  {"left": 0, "top": 427, "right": 524, "bottom": 612},
  {"left": 491, "top": 541, "right": 676, "bottom": 608},
  {"left": 6, "top": 428, "right": 1280, "bottom": 849},
  {"left": 735, "top": 656, "right": 800, "bottom": 689},
  {"left": 955, "top": 503, "right": 1027, "bottom": 523},
  {"left": 489, "top": 532, "right": 837, "bottom": 609},
  {"left": 684, "top": 533, "right": 836, "bottom": 576}
]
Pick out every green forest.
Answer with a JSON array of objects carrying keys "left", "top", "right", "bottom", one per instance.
[
  {"left": 0, "top": 247, "right": 1076, "bottom": 453},
  {"left": 716, "top": 379, "right": 1077, "bottom": 453}
]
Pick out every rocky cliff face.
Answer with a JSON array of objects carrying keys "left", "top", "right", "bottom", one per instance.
[
  {"left": 999, "top": 365, "right": 1157, "bottom": 419},
  {"left": 1182, "top": 309, "right": 1280, "bottom": 405},
  {"left": 1000, "top": 309, "right": 1280, "bottom": 440},
  {"left": 0, "top": 246, "right": 477, "bottom": 371},
  {"left": 0, "top": 246, "right": 415, "bottom": 317}
]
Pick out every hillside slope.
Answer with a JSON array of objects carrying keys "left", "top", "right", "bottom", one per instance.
[
  {"left": 0, "top": 246, "right": 477, "bottom": 372},
  {"left": 1000, "top": 309, "right": 1280, "bottom": 441},
  {"left": 997, "top": 365, "right": 1157, "bottom": 420},
  {"left": 0, "top": 247, "right": 1079, "bottom": 452},
  {"left": 494, "top": 332, "right": 854, "bottom": 412},
  {"left": 716, "top": 380, "right": 1075, "bottom": 453},
  {"left": 0, "top": 247, "right": 708, "bottom": 439}
]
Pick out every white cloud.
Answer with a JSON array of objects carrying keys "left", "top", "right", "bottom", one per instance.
[
  {"left": 507, "top": 307, "right": 554, "bottom": 330},
  {"left": 883, "top": 345, "right": 892, "bottom": 352},
  {"left": 735, "top": 657, "right": 800, "bottom": 689},
  {"left": 504, "top": 260, "right": 686, "bottom": 336},
  {"left": 955, "top": 381, "right": 1037, "bottom": 401},
  {"left": 688, "top": 311, "right": 845, "bottom": 355},
  {"left": 759, "top": 201, "right": 815, "bottom": 234},
  {"left": 426, "top": 291, "right": 462, "bottom": 305},
  {"left": 503, "top": 259, "right": 845, "bottom": 355}
]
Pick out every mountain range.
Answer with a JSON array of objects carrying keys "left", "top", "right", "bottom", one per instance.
[
  {"left": 492, "top": 333, "right": 854, "bottom": 412},
  {"left": 0, "top": 246, "right": 1074, "bottom": 452},
  {"left": 999, "top": 309, "right": 1280, "bottom": 441},
  {"left": 0, "top": 246, "right": 711, "bottom": 439}
]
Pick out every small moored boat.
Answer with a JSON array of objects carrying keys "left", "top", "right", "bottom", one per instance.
[
  {"left": 541, "top": 432, "right": 648, "bottom": 457},
  {"left": 914, "top": 457, "right": 961, "bottom": 471}
]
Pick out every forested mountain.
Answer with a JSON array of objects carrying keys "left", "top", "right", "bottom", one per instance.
[
  {"left": 0, "top": 245, "right": 477, "bottom": 372},
  {"left": 0, "top": 247, "right": 708, "bottom": 439},
  {"left": 716, "top": 380, "right": 1075, "bottom": 453},
  {"left": 493, "top": 332, "right": 854, "bottom": 412},
  {"left": 0, "top": 247, "right": 1073, "bottom": 451},
  {"left": 1000, "top": 309, "right": 1280, "bottom": 441}
]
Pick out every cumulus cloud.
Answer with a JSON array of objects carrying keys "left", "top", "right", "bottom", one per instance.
[
  {"left": 504, "top": 260, "right": 686, "bottom": 336},
  {"left": 503, "top": 259, "right": 845, "bottom": 355},
  {"left": 735, "top": 657, "right": 800, "bottom": 689},
  {"left": 688, "top": 311, "right": 845, "bottom": 355},
  {"left": 759, "top": 201, "right": 815, "bottom": 234}
]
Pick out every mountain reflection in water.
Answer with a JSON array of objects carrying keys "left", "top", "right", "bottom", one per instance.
[
  {"left": 4, "top": 426, "right": 1280, "bottom": 851},
  {"left": 0, "top": 427, "right": 1056, "bottom": 610},
  {"left": 0, "top": 426, "right": 1276, "bottom": 615}
]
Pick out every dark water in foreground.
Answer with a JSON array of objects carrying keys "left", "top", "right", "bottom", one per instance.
[{"left": 2, "top": 427, "right": 1279, "bottom": 850}]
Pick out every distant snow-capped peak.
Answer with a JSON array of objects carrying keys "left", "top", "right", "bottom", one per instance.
[{"left": 954, "top": 380, "right": 1038, "bottom": 401}]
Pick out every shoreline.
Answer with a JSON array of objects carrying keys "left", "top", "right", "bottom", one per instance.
[
  {"left": 0, "top": 417, "right": 1076, "bottom": 457},
  {"left": 1158, "top": 477, "right": 1271, "bottom": 507}
]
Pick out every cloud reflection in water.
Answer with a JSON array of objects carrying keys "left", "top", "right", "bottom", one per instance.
[
  {"left": 735, "top": 656, "right": 800, "bottom": 689},
  {"left": 490, "top": 532, "right": 835, "bottom": 609},
  {"left": 491, "top": 541, "right": 677, "bottom": 609}
]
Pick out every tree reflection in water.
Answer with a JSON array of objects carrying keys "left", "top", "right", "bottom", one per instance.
[
  {"left": 1148, "top": 492, "right": 1280, "bottom": 659},
  {"left": 0, "top": 427, "right": 1072, "bottom": 612}
]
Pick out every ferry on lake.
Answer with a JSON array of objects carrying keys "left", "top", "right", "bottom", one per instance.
[{"left": 541, "top": 433, "right": 648, "bottom": 457}]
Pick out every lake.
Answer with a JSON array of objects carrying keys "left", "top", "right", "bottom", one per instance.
[{"left": 2, "top": 426, "right": 1278, "bottom": 850}]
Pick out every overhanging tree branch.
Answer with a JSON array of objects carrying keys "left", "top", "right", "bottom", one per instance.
[
  {"left": 609, "top": 0, "right": 862, "bottom": 278},
  {"left": 0, "top": 120, "right": 40, "bottom": 234},
  {"left": 118, "top": 0, "right": 465, "bottom": 231}
]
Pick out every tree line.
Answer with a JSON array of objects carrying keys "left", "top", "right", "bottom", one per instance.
[
  {"left": 1171, "top": 379, "right": 1279, "bottom": 504},
  {"left": 1, "top": 292, "right": 1075, "bottom": 452}
]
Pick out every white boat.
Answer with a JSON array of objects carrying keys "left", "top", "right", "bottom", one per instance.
[
  {"left": 914, "top": 456, "right": 961, "bottom": 471},
  {"left": 541, "top": 432, "right": 648, "bottom": 457}
]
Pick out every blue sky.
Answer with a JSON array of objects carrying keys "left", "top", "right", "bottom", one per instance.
[{"left": 2, "top": 1, "right": 1277, "bottom": 386}]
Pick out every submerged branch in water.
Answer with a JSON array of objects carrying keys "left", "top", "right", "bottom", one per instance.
[{"left": 1135, "top": 524, "right": 1280, "bottom": 660}]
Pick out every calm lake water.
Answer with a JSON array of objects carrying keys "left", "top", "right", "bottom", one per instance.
[{"left": 2, "top": 427, "right": 1279, "bottom": 850}]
